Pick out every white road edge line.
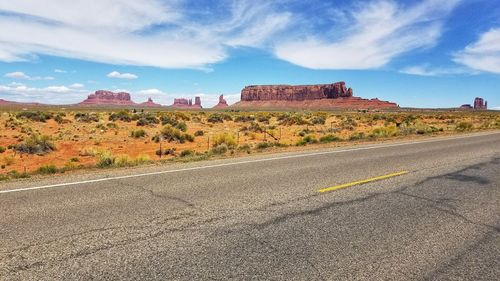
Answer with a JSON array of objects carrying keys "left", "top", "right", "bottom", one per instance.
[{"left": 0, "top": 132, "right": 498, "bottom": 194}]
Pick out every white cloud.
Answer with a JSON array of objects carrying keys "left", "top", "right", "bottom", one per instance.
[
  {"left": 454, "top": 28, "right": 500, "bottom": 74},
  {"left": 107, "top": 71, "right": 138, "bottom": 80},
  {"left": 4, "top": 71, "right": 54, "bottom": 80},
  {"left": 5, "top": 71, "right": 29, "bottom": 79},
  {"left": 275, "top": 0, "right": 460, "bottom": 69},
  {"left": 0, "top": 83, "right": 87, "bottom": 104},
  {"left": 399, "top": 65, "right": 474, "bottom": 76},
  {"left": 69, "top": 83, "right": 84, "bottom": 88},
  {"left": 54, "top": 69, "right": 67, "bottom": 73},
  {"left": 0, "top": 0, "right": 293, "bottom": 69}
]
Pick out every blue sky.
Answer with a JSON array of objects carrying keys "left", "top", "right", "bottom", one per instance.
[{"left": 0, "top": 0, "right": 499, "bottom": 108}]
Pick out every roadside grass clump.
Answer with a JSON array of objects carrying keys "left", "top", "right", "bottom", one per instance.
[
  {"left": 238, "top": 144, "right": 252, "bottom": 154},
  {"left": 15, "top": 134, "right": 56, "bottom": 155},
  {"left": 296, "top": 135, "right": 318, "bottom": 146},
  {"left": 0, "top": 174, "right": 8, "bottom": 181},
  {"left": 156, "top": 148, "right": 176, "bottom": 156},
  {"left": 370, "top": 126, "right": 399, "bottom": 138},
  {"left": 349, "top": 132, "right": 365, "bottom": 141},
  {"left": 16, "top": 111, "right": 53, "bottom": 122},
  {"left": 7, "top": 170, "right": 30, "bottom": 179},
  {"left": 37, "top": 164, "right": 58, "bottom": 174},
  {"left": 255, "top": 142, "right": 273, "bottom": 149},
  {"left": 210, "top": 143, "right": 229, "bottom": 155},
  {"left": 74, "top": 112, "right": 100, "bottom": 123},
  {"left": 180, "top": 149, "right": 195, "bottom": 157},
  {"left": 130, "top": 129, "right": 147, "bottom": 138},
  {"left": 455, "top": 121, "right": 473, "bottom": 132},
  {"left": 319, "top": 134, "right": 341, "bottom": 143},
  {"left": 109, "top": 110, "right": 132, "bottom": 122},
  {"left": 95, "top": 150, "right": 115, "bottom": 168},
  {"left": 114, "top": 154, "right": 151, "bottom": 167},
  {"left": 212, "top": 132, "right": 237, "bottom": 149},
  {"left": 194, "top": 130, "right": 204, "bottom": 136},
  {"left": 0, "top": 146, "right": 5, "bottom": 154}
]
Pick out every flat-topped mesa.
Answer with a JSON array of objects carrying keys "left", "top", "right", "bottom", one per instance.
[
  {"left": 79, "top": 90, "right": 135, "bottom": 105},
  {"left": 171, "top": 96, "right": 202, "bottom": 108},
  {"left": 213, "top": 95, "right": 229, "bottom": 108},
  {"left": 241, "top": 82, "right": 353, "bottom": 102}
]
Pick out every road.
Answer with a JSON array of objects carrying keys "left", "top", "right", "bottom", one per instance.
[{"left": 0, "top": 132, "right": 499, "bottom": 280}]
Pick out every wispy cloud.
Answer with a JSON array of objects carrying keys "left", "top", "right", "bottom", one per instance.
[
  {"left": 275, "top": 0, "right": 461, "bottom": 69},
  {"left": 454, "top": 27, "right": 500, "bottom": 74},
  {"left": 0, "top": 83, "right": 87, "bottom": 104},
  {"left": 0, "top": 0, "right": 292, "bottom": 69},
  {"left": 4, "top": 71, "right": 54, "bottom": 80},
  {"left": 399, "top": 65, "right": 475, "bottom": 76},
  {"left": 69, "top": 83, "right": 85, "bottom": 88},
  {"left": 54, "top": 69, "right": 67, "bottom": 73},
  {"left": 107, "top": 71, "right": 138, "bottom": 80}
]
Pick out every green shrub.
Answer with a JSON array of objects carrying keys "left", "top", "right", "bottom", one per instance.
[
  {"left": 37, "top": 164, "right": 58, "bottom": 174},
  {"left": 296, "top": 135, "right": 318, "bottom": 146},
  {"left": 455, "top": 122, "right": 473, "bottom": 132},
  {"left": 371, "top": 126, "right": 398, "bottom": 138},
  {"left": 75, "top": 112, "right": 99, "bottom": 123},
  {"left": 208, "top": 113, "right": 232, "bottom": 123},
  {"left": 109, "top": 110, "right": 132, "bottom": 122},
  {"left": 175, "top": 122, "right": 188, "bottom": 132},
  {"left": 235, "top": 115, "right": 255, "bottom": 122},
  {"left": 310, "top": 116, "right": 326, "bottom": 125},
  {"left": 160, "top": 115, "right": 178, "bottom": 126},
  {"left": 15, "top": 134, "right": 56, "bottom": 155},
  {"left": 130, "top": 129, "right": 147, "bottom": 138},
  {"left": 136, "top": 113, "right": 159, "bottom": 126},
  {"left": 7, "top": 170, "right": 30, "bottom": 179},
  {"left": 211, "top": 144, "right": 228, "bottom": 154},
  {"left": 96, "top": 150, "right": 115, "bottom": 168},
  {"left": 180, "top": 150, "right": 195, "bottom": 157},
  {"left": 160, "top": 125, "right": 194, "bottom": 143},
  {"left": 349, "top": 132, "right": 365, "bottom": 141},
  {"left": 212, "top": 133, "right": 237, "bottom": 149},
  {"left": 319, "top": 134, "right": 340, "bottom": 143},
  {"left": 256, "top": 142, "right": 272, "bottom": 149},
  {"left": 16, "top": 111, "right": 53, "bottom": 122},
  {"left": 194, "top": 130, "right": 204, "bottom": 136},
  {"left": 0, "top": 146, "right": 5, "bottom": 153}
]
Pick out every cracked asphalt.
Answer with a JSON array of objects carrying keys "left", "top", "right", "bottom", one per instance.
[{"left": 0, "top": 132, "right": 499, "bottom": 280}]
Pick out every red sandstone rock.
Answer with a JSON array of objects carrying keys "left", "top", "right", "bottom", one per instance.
[
  {"left": 233, "top": 82, "right": 398, "bottom": 109},
  {"left": 139, "top": 97, "right": 162, "bottom": 107},
  {"left": 213, "top": 95, "right": 229, "bottom": 108},
  {"left": 171, "top": 96, "right": 202, "bottom": 109},
  {"left": 474, "top": 97, "right": 487, "bottom": 110},
  {"left": 79, "top": 90, "right": 136, "bottom": 105}
]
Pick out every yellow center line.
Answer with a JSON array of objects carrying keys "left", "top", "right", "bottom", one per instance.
[{"left": 318, "top": 171, "right": 409, "bottom": 193}]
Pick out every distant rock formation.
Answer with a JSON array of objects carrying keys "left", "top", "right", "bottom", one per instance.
[
  {"left": 213, "top": 95, "right": 229, "bottom": 108},
  {"left": 474, "top": 97, "right": 487, "bottom": 110},
  {"left": 0, "top": 99, "right": 43, "bottom": 107},
  {"left": 171, "top": 96, "right": 202, "bottom": 109},
  {"left": 79, "top": 90, "right": 135, "bottom": 105},
  {"left": 460, "top": 104, "right": 473, "bottom": 109},
  {"left": 232, "top": 82, "right": 398, "bottom": 109},
  {"left": 139, "top": 97, "right": 162, "bottom": 107}
]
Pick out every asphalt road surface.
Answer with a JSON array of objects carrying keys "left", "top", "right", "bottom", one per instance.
[{"left": 1, "top": 132, "right": 499, "bottom": 280}]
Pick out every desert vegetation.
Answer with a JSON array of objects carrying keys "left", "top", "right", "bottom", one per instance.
[{"left": 0, "top": 108, "right": 498, "bottom": 180}]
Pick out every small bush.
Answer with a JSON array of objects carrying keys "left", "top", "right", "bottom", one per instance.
[
  {"left": 0, "top": 146, "right": 5, "bottom": 153},
  {"left": 130, "top": 129, "right": 147, "bottom": 138},
  {"left": 211, "top": 144, "right": 228, "bottom": 154},
  {"left": 15, "top": 134, "right": 56, "bottom": 155},
  {"left": 208, "top": 113, "right": 232, "bottom": 123},
  {"left": 160, "top": 115, "right": 179, "bottom": 126},
  {"left": 136, "top": 114, "right": 159, "bottom": 126},
  {"left": 160, "top": 125, "right": 194, "bottom": 143},
  {"left": 235, "top": 115, "right": 255, "bottom": 122},
  {"left": 96, "top": 151, "right": 115, "bottom": 168},
  {"left": 180, "top": 150, "right": 195, "bottom": 157},
  {"left": 371, "top": 126, "right": 398, "bottom": 138},
  {"left": 75, "top": 112, "right": 99, "bottom": 123},
  {"left": 109, "top": 110, "right": 132, "bottom": 122},
  {"left": 7, "top": 170, "right": 30, "bottom": 179},
  {"left": 319, "top": 134, "right": 340, "bottom": 143},
  {"left": 310, "top": 116, "right": 326, "bottom": 125},
  {"left": 37, "top": 164, "right": 58, "bottom": 174},
  {"left": 16, "top": 111, "right": 53, "bottom": 122},
  {"left": 212, "top": 133, "right": 237, "bottom": 149},
  {"left": 296, "top": 135, "right": 318, "bottom": 146},
  {"left": 256, "top": 142, "right": 272, "bottom": 149},
  {"left": 194, "top": 130, "right": 204, "bottom": 136},
  {"left": 349, "top": 132, "right": 365, "bottom": 141},
  {"left": 175, "top": 122, "right": 188, "bottom": 132},
  {"left": 455, "top": 122, "right": 473, "bottom": 132}
]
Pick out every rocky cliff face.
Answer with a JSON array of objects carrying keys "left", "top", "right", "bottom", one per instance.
[
  {"left": 213, "top": 95, "right": 229, "bottom": 108},
  {"left": 140, "top": 97, "right": 162, "bottom": 107},
  {"left": 79, "top": 90, "right": 135, "bottom": 105},
  {"left": 171, "top": 97, "right": 202, "bottom": 108},
  {"left": 233, "top": 82, "right": 398, "bottom": 109},
  {"left": 241, "top": 82, "right": 353, "bottom": 101}
]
